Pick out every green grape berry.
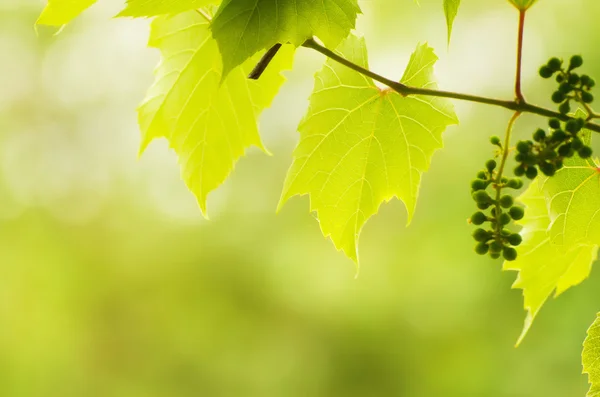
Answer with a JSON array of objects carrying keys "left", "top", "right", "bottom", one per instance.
[
  {"left": 470, "top": 212, "right": 487, "bottom": 225},
  {"left": 552, "top": 91, "right": 566, "bottom": 103},
  {"left": 499, "top": 195, "right": 514, "bottom": 208},
  {"left": 551, "top": 129, "right": 568, "bottom": 142},
  {"left": 472, "top": 190, "right": 491, "bottom": 204},
  {"left": 514, "top": 165, "right": 526, "bottom": 177},
  {"left": 509, "top": 206, "right": 525, "bottom": 220},
  {"left": 489, "top": 241, "right": 503, "bottom": 254},
  {"left": 486, "top": 159, "right": 497, "bottom": 171},
  {"left": 549, "top": 118, "right": 561, "bottom": 129},
  {"left": 516, "top": 141, "right": 531, "bottom": 153},
  {"left": 579, "top": 146, "right": 593, "bottom": 158},
  {"left": 475, "top": 242, "right": 489, "bottom": 255},
  {"left": 569, "top": 55, "right": 583, "bottom": 70},
  {"left": 490, "top": 252, "right": 501, "bottom": 259},
  {"left": 490, "top": 136, "right": 501, "bottom": 146},
  {"left": 507, "top": 233, "right": 523, "bottom": 246},
  {"left": 559, "top": 101, "right": 571, "bottom": 114},
  {"left": 581, "top": 91, "right": 594, "bottom": 103},
  {"left": 558, "top": 143, "right": 573, "bottom": 157},
  {"left": 565, "top": 119, "right": 582, "bottom": 133},
  {"left": 476, "top": 171, "right": 487, "bottom": 179},
  {"left": 581, "top": 74, "right": 591, "bottom": 86},
  {"left": 548, "top": 57, "right": 562, "bottom": 71},
  {"left": 568, "top": 73, "right": 580, "bottom": 85},
  {"left": 473, "top": 228, "right": 491, "bottom": 242},
  {"left": 539, "top": 65, "right": 554, "bottom": 78},
  {"left": 503, "top": 247, "right": 518, "bottom": 261},
  {"left": 471, "top": 179, "right": 487, "bottom": 191},
  {"left": 559, "top": 82, "right": 573, "bottom": 94},
  {"left": 572, "top": 137, "right": 583, "bottom": 150},
  {"left": 556, "top": 74, "right": 565, "bottom": 83},
  {"left": 499, "top": 213, "right": 511, "bottom": 226},
  {"left": 539, "top": 162, "right": 556, "bottom": 177},
  {"left": 525, "top": 166, "right": 538, "bottom": 179},
  {"left": 507, "top": 178, "right": 523, "bottom": 189},
  {"left": 588, "top": 78, "right": 596, "bottom": 88},
  {"left": 533, "top": 129, "right": 546, "bottom": 142}
]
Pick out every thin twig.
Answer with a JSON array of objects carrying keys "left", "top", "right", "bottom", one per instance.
[
  {"left": 515, "top": 9, "right": 526, "bottom": 103},
  {"left": 248, "top": 44, "right": 282, "bottom": 80}
]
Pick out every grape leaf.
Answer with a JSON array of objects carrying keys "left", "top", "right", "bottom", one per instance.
[
  {"left": 540, "top": 152, "right": 600, "bottom": 247},
  {"left": 138, "top": 11, "right": 293, "bottom": 216},
  {"left": 211, "top": 0, "right": 361, "bottom": 78},
  {"left": 117, "top": 0, "right": 217, "bottom": 18},
  {"left": 443, "top": 0, "right": 461, "bottom": 44},
  {"left": 278, "top": 35, "right": 457, "bottom": 262},
  {"left": 503, "top": 180, "right": 598, "bottom": 345},
  {"left": 37, "top": 0, "right": 97, "bottom": 25},
  {"left": 583, "top": 313, "right": 600, "bottom": 397},
  {"left": 508, "top": 0, "right": 539, "bottom": 10}
]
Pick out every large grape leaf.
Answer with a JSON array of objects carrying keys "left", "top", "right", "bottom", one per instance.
[
  {"left": 583, "top": 313, "right": 600, "bottom": 397},
  {"left": 278, "top": 35, "right": 457, "bottom": 262},
  {"left": 37, "top": 0, "right": 97, "bottom": 25},
  {"left": 210, "top": 0, "right": 361, "bottom": 78},
  {"left": 540, "top": 152, "right": 600, "bottom": 247},
  {"left": 117, "top": 0, "right": 217, "bottom": 17},
  {"left": 443, "top": 0, "right": 461, "bottom": 44},
  {"left": 138, "top": 11, "right": 293, "bottom": 216},
  {"left": 503, "top": 181, "right": 598, "bottom": 345}
]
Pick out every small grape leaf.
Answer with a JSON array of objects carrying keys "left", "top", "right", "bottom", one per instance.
[
  {"left": 508, "top": 0, "right": 539, "bottom": 10},
  {"left": 37, "top": 0, "right": 97, "bottom": 25},
  {"left": 278, "top": 35, "right": 457, "bottom": 263},
  {"left": 503, "top": 180, "right": 598, "bottom": 346},
  {"left": 117, "top": 0, "right": 217, "bottom": 18},
  {"left": 540, "top": 151, "right": 600, "bottom": 247},
  {"left": 138, "top": 11, "right": 293, "bottom": 216},
  {"left": 443, "top": 0, "right": 461, "bottom": 44},
  {"left": 583, "top": 313, "right": 600, "bottom": 397},
  {"left": 210, "top": 0, "right": 361, "bottom": 78}
]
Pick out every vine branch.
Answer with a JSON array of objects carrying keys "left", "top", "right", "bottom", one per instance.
[
  {"left": 515, "top": 10, "right": 526, "bottom": 103},
  {"left": 301, "top": 38, "right": 600, "bottom": 134}
]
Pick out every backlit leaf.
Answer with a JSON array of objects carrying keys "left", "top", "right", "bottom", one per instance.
[{"left": 37, "top": 0, "right": 97, "bottom": 25}]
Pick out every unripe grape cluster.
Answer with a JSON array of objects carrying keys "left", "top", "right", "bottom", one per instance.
[
  {"left": 514, "top": 117, "right": 591, "bottom": 179},
  {"left": 469, "top": 138, "right": 525, "bottom": 261},
  {"left": 539, "top": 55, "right": 595, "bottom": 114}
]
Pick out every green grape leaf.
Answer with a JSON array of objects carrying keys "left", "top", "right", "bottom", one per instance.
[
  {"left": 583, "top": 313, "right": 600, "bottom": 397},
  {"left": 117, "top": 0, "right": 217, "bottom": 18},
  {"left": 503, "top": 181, "right": 598, "bottom": 346},
  {"left": 540, "top": 152, "right": 600, "bottom": 247},
  {"left": 211, "top": 0, "right": 361, "bottom": 78},
  {"left": 138, "top": 11, "right": 293, "bottom": 216},
  {"left": 278, "top": 35, "right": 457, "bottom": 263},
  {"left": 37, "top": 0, "right": 97, "bottom": 25},
  {"left": 443, "top": 0, "right": 461, "bottom": 44},
  {"left": 508, "top": 0, "right": 538, "bottom": 10}
]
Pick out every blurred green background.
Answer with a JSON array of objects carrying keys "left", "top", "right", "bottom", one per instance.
[{"left": 2, "top": 0, "right": 600, "bottom": 396}]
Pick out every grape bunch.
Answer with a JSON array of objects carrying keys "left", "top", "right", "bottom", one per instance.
[
  {"left": 514, "top": 117, "right": 591, "bottom": 179},
  {"left": 469, "top": 138, "right": 525, "bottom": 261},
  {"left": 539, "top": 55, "right": 595, "bottom": 114}
]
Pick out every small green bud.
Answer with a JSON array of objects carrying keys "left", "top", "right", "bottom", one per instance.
[
  {"left": 568, "top": 73, "right": 580, "bottom": 85},
  {"left": 490, "top": 252, "right": 501, "bottom": 259},
  {"left": 549, "top": 118, "right": 561, "bottom": 129},
  {"left": 473, "top": 228, "right": 491, "bottom": 242},
  {"left": 581, "top": 91, "right": 594, "bottom": 103},
  {"left": 579, "top": 146, "right": 593, "bottom": 159},
  {"left": 475, "top": 242, "right": 489, "bottom": 255},
  {"left": 551, "top": 129, "right": 568, "bottom": 142},
  {"left": 565, "top": 119, "right": 582, "bottom": 133},
  {"left": 552, "top": 91, "right": 566, "bottom": 104},
  {"left": 588, "top": 78, "right": 596, "bottom": 88},
  {"left": 499, "top": 213, "right": 511, "bottom": 225},
  {"left": 547, "top": 57, "right": 562, "bottom": 71},
  {"left": 477, "top": 202, "right": 491, "bottom": 210},
  {"left": 489, "top": 241, "right": 503, "bottom": 254},
  {"left": 539, "top": 66, "right": 554, "bottom": 79},
  {"left": 471, "top": 179, "right": 487, "bottom": 191},
  {"left": 499, "top": 195, "right": 514, "bottom": 208},
  {"left": 516, "top": 141, "right": 531, "bottom": 154},
  {"left": 507, "top": 178, "right": 524, "bottom": 189},
  {"left": 503, "top": 247, "right": 518, "bottom": 261},
  {"left": 490, "top": 136, "right": 502, "bottom": 146},
  {"left": 539, "top": 162, "right": 556, "bottom": 177},
  {"left": 533, "top": 129, "right": 546, "bottom": 142},
  {"left": 559, "top": 101, "right": 571, "bottom": 115},
  {"left": 558, "top": 143, "right": 573, "bottom": 157},
  {"left": 569, "top": 55, "right": 583, "bottom": 70},
  {"left": 572, "top": 137, "right": 583, "bottom": 150},
  {"left": 486, "top": 159, "right": 497, "bottom": 171},
  {"left": 470, "top": 212, "right": 488, "bottom": 225},
  {"left": 472, "top": 190, "right": 492, "bottom": 204},
  {"left": 558, "top": 82, "right": 573, "bottom": 94},
  {"left": 476, "top": 171, "right": 487, "bottom": 180},
  {"left": 509, "top": 206, "right": 525, "bottom": 220},
  {"left": 581, "top": 75, "right": 591, "bottom": 86},
  {"left": 514, "top": 165, "right": 526, "bottom": 177},
  {"left": 526, "top": 166, "right": 538, "bottom": 179},
  {"left": 507, "top": 233, "right": 523, "bottom": 246}
]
